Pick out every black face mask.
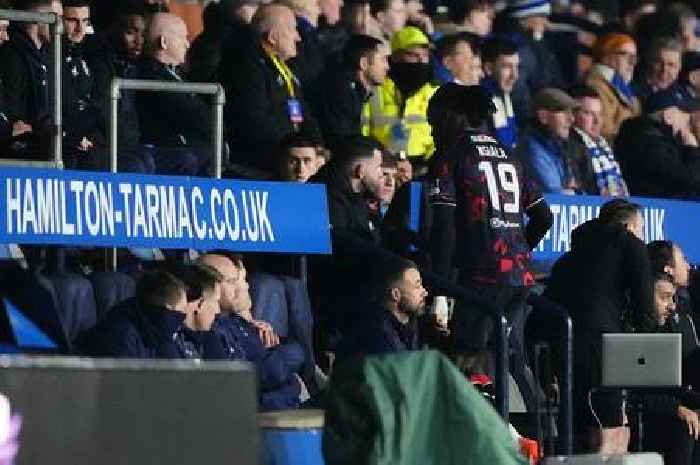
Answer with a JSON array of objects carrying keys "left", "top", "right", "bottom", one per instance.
[
  {"left": 389, "top": 62, "right": 433, "bottom": 97},
  {"left": 143, "top": 2, "right": 169, "bottom": 14}
]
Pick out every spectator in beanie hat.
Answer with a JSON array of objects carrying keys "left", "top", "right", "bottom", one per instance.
[{"left": 585, "top": 32, "right": 641, "bottom": 143}]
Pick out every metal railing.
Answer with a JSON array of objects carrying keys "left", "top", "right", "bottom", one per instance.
[
  {"left": 0, "top": 8, "right": 62, "bottom": 168},
  {"left": 109, "top": 78, "right": 226, "bottom": 177},
  {"left": 107, "top": 78, "right": 226, "bottom": 270},
  {"left": 527, "top": 293, "right": 573, "bottom": 456}
]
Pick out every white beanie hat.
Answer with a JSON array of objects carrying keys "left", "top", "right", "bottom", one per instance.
[{"left": 508, "top": 0, "right": 551, "bottom": 18}]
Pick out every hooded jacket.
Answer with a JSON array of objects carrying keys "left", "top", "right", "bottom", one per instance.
[
  {"left": 545, "top": 218, "right": 656, "bottom": 335},
  {"left": 308, "top": 161, "right": 382, "bottom": 337}
]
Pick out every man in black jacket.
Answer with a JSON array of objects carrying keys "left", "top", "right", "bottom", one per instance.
[
  {"left": 60, "top": 0, "right": 112, "bottom": 171},
  {"left": 308, "top": 135, "right": 384, "bottom": 352},
  {"left": 643, "top": 270, "right": 700, "bottom": 465},
  {"left": 336, "top": 256, "right": 428, "bottom": 362},
  {"left": 222, "top": 3, "right": 321, "bottom": 174},
  {"left": 648, "top": 241, "right": 700, "bottom": 386},
  {"left": 545, "top": 199, "right": 656, "bottom": 451},
  {"left": 136, "top": 12, "right": 211, "bottom": 175},
  {"left": 0, "top": 0, "right": 61, "bottom": 157},
  {"left": 615, "top": 87, "right": 700, "bottom": 199},
  {"left": 317, "top": 34, "right": 389, "bottom": 151},
  {"left": 86, "top": 6, "right": 153, "bottom": 173},
  {"left": 0, "top": 0, "right": 34, "bottom": 157}
]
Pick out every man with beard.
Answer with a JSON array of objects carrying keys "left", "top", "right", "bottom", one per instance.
[
  {"left": 336, "top": 256, "right": 428, "bottom": 361},
  {"left": 318, "top": 34, "right": 389, "bottom": 150},
  {"left": 362, "top": 26, "right": 438, "bottom": 168},
  {"left": 308, "top": 135, "right": 385, "bottom": 353}
]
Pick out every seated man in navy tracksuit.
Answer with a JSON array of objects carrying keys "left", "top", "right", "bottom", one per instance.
[
  {"left": 82, "top": 267, "right": 225, "bottom": 360},
  {"left": 200, "top": 254, "right": 305, "bottom": 411}
]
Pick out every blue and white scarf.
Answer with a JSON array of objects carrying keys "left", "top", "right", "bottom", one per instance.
[{"left": 574, "top": 127, "right": 629, "bottom": 197}]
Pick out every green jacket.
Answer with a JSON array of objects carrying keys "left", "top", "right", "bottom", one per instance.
[{"left": 323, "top": 350, "right": 527, "bottom": 465}]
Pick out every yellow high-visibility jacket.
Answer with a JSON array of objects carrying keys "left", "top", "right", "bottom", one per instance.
[{"left": 362, "top": 78, "right": 438, "bottom": 161}]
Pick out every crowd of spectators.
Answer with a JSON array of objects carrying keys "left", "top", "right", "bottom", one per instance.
[
  {"left": 5, "top": 0, "right": 700, "bottom": 461},
  {"left": 2, "top": 0, "right": 699, "bottom": 201}
]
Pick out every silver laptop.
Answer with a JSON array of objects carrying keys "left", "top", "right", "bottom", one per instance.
[
  {"left": 602, "top": 333, "right": 682, "bottom": 387},
  {"left": 544, "top": 453, "right": 663, "bottom": 465}
]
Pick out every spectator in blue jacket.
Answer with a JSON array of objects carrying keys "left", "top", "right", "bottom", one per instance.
[
  {"left": 200, "top": 253, "right": 305, "bottom": 411},
  {"left": 336, "top": 256, "right": 430, "bottom": 362},
  {"left": 516, "top": 87, "right": 596, "bottom": 194},
  {"left": 481, "top": 37, "right": 521, "bottom": 151}
]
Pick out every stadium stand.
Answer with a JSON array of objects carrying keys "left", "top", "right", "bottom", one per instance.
[{"left": 2, "top": 0, "right": 700, "bottom": 463}]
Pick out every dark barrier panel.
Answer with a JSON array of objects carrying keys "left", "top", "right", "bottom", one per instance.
[{"left": 0, "top": 357, "right": 258, "bottom": 465}]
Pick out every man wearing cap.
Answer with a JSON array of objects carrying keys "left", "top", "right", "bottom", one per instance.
[
  {"left": 426, "top": 83, "right": 552, "bottom": 412},
  {"left": 516, "top": 87, "right": 596, "bottom": 194},
  {"left": 615, "top": 87, "right": 700, "bottom": 199},
  {"left": 362, "top": 26, "right": 438, "bottom": 167},
  {"left": 504, "top": 0, "right": 565, "bottom": 94},
  {"left": 585, "top": 32, "right": 641, "bottom": 143}
]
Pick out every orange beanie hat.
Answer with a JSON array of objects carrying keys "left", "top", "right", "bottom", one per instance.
[{"left": 593, "top": 33, "right": 635, "bottom": 61}]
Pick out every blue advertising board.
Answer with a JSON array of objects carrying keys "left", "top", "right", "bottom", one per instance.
[
  {"left": 0, "top": 168, "right": 331, "bottom": 254},
  {"left": 534, "top": 194, "right": 700, "bottom": 264}
]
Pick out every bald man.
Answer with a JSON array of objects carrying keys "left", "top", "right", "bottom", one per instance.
[
  {"left": 200, "top": 253, "right": 311, "bottom": 409},
  {"left": 135, "top": 12, "right": 212, "bottom": 176},
  {"left": 200, "top": 253, "right": 316, "bottom": 380},
  {"left": 220, "top": 2, "right": 321, "bottom": 175},
  {"left": 198, "top": 253, "right": 280, "bottom": 347}
]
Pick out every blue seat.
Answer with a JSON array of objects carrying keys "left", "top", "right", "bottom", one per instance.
[
  {"left": 281, "top": 276, "right": 316, "bottom": 380},
  {"left": 89, "top": 271, "right": 136, "bottom": 322},
  {"left": 249, "top": 272, "right": 289, "bottom": 338},
  {"left": 250, "top": 273, "right": 317, "bottom": 390},
  {"left": 0, "top": 261, "right": 70, "bottom": 352},
  {"left": 43, "top": 272, "right": 97, "bottom": 344}
]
